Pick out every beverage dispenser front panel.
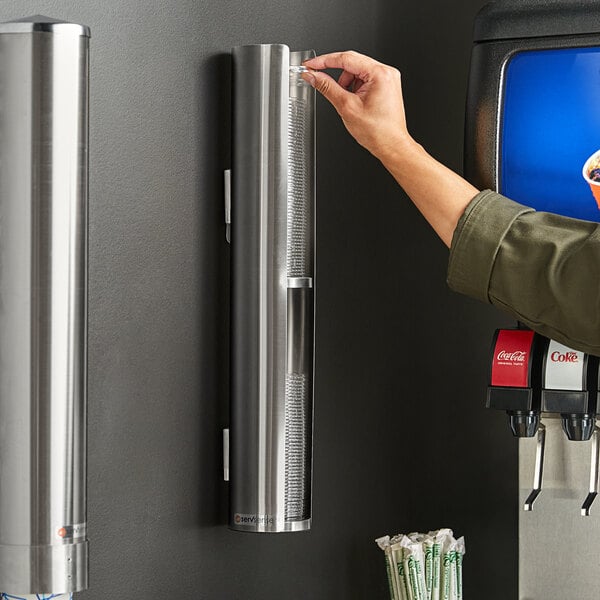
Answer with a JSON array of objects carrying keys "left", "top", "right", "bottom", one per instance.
[
  {"left": 501, "top": 46, "right": 600, "bottom": 222},
  {"left": 491, "top": 329, "right": 535, "bottom": 388},
  {"left": 544, "top": 340, "right": 586, "bottom": 392}
]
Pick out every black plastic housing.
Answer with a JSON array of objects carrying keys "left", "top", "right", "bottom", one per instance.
[{"left": 464, "top": 0, "right": 600, "bottom": 191}]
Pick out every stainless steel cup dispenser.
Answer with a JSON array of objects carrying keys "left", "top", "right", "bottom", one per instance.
[
  {"left": 227, "top": 44, "right": 316, "bottom": 532},
  {"left": 0, "top": 16, "right": 89, "bottom": 594}
]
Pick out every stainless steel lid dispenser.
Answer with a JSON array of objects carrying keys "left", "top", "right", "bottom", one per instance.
[
  {"left": 0, "top": 16, "right": 89, "bottom": 594},
  {"left": 229, "top": 44, "right": 316, "bottom": 532}
]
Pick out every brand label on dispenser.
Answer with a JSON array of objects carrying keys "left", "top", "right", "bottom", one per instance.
[
  {"left": 233, "top": 513, "right": 275, "bottom": 527},
  {"left": 491, "top": 329, "right": 535, "bottom": 388},
  {"left": 544, "top": 340, "right": 585, "bottom": 391},
  {"left": 56, "top": 522, "right": 86, "bottom": 541}
]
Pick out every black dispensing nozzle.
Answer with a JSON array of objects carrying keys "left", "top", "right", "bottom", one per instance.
[
  {"left": 562, "top": 414, "right": 596, "bottom": 442},
  {"left": 508, "top": 411, "right": 540, "bottom": 438}
]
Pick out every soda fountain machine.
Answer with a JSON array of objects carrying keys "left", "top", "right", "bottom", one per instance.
[
  {"left": 466, "top": 2, "right": 600, "bottom": 595},
  {"left": 487, "top": 330, "right": 600, "bottom": 514}
]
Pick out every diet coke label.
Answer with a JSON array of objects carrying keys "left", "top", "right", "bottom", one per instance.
[
  {"left": 544, "top": 340, "right": 585, "bottom": 391},
  {"left": 491, "top": 329, "right": 535, "bottom": 388},
  {"left": 550, "top": 351, "right": 578, "bottom": 363}
]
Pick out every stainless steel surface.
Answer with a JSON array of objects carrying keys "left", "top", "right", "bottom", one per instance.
[
  {"left": 581, "top": 427, "right": 600, "bottom": 516},
  {"left": 520, "top": 419, "right": 600, "bottom": 599},
  {"left": 287, "top": 277, "right": 313, "bottom": 288},
  {"left": 230, "top": 44, "right": 315, "bottom": 532},
  {"left": 0, "top": 17, "right": 89, "bottom": 593},
  {"left": 524, "top": 423, "right": 545, "bottom": 511}
]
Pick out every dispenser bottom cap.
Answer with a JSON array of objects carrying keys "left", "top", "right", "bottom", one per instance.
[{"left": 229, "top": 516, "right": 311, "bottom": 533}]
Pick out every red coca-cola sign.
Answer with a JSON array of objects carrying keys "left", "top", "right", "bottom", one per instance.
[{"left": 491, "top": 329, "right": 535, "bottom": 388}]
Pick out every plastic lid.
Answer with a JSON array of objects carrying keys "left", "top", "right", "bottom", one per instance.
[
  {"left": 474, "top": 0, "right": 600, "bottom": 42},
  {"left": 0, "top": 15, "right": 90, "bottom": 37}
]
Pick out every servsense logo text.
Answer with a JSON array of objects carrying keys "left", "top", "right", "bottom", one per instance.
[{"left": 234, "top": 513, "right": 274, "bottom": 526}]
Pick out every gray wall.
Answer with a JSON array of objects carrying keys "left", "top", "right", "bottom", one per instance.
[{"left": 0, "top": 0, "right": 517, "bottom": 598}]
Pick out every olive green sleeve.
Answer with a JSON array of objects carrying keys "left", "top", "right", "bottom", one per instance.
[{"left": 447, "top": 189, "right": 600, "bottom": 355}]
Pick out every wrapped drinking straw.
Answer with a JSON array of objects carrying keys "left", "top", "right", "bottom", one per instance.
[
  {"left": 422, "top": 535, "right": 434, "bottom": 600},
  {"left": 391, "top": 537, "right": 410, "bottom": 600},
  {"left": 376, "top": 535, "right": 402, "bottom": 600},
  {"left": 455, "top": 537, "right": 466, "bottom": 600},
  {"left": 401, "top": 537, "right": 428, "bottom": 600},
  {"left": 377, "top": 529, "right": 465, "bottom": 600}
]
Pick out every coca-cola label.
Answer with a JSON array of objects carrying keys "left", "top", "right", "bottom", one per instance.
[
  {"left": 544, "top": 340, "right": 585, "bottom": 391},
  {"left": 491, "top": 329, "right": 535, "bottom": 388},
  {"left": 497, "top": 350, "right": 527, "bottom": 362}
]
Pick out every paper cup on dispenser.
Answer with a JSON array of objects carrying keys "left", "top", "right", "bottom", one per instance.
[{"left": 582, "top": 149, "right": 600, "bottom": 209}]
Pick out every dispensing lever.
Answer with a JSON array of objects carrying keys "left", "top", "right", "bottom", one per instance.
[
  {"left": 581, "top": 426, "right": 600, "bottom": 516},
  {"left": 524, "top": 423, "right": 546, "bottom": 511}
]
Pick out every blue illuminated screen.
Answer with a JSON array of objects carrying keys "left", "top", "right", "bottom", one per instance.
[{"left": 501, "top": 47, "right": 600, "bottom": 222}]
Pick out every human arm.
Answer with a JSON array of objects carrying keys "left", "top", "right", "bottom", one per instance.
[
  {"left": 449, "top": 190, "right": 600, "bottom": 355},
  {"left": 302, "top": 50, "right": 479, "bottom": 247},
  {"left": 304, "top": 50, "right": 600, "bottom": 353}
]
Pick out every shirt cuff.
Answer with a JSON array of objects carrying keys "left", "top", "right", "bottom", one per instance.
[{"left": 447, "top": 190, "right": 535, "bottom": 303}]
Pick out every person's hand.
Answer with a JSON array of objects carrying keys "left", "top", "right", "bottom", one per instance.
[
  {"left": 304, "top": 50, "right": 479, "bottom": 248},
  {"left": 302, "top": 51, "right": 413, "bottom": 160}
]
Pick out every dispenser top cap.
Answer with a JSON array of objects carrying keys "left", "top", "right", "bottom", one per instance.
[
  {"left": 474, "top": 0, "right": 600, "bottom": 43},
  {"left": 0, "top": 15, "right": 90, "bottom": 37}
]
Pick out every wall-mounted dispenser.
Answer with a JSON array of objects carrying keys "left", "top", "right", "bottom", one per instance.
[
  {"left": 0, "top": 15, "right": 89, "bottom": 596},
  {"left": 226, "top": 44, "right": 316, "bottom": 532}
]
